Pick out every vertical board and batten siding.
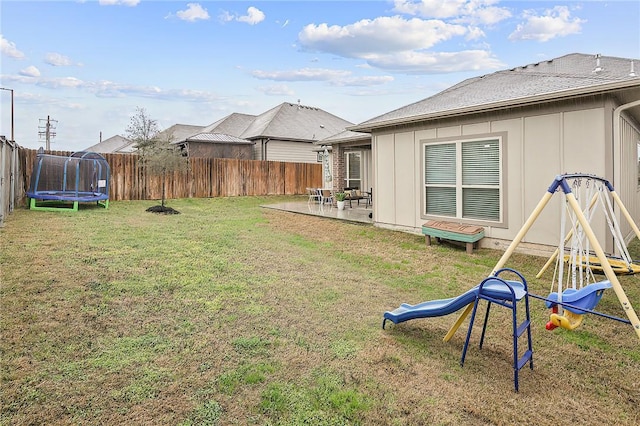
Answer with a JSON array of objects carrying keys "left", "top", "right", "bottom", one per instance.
[
  {"left": 17, "top": 149, "right": 322, "bottom": 204},
  {"left": 618, "top": 116, "right": 640, "bottom": 242},
  {"left": 372, "top": 104, "right": 633, "bottom": 251},
  {"left": 373, "top": 133, "right": 396, "bottom": 226},
  {"left": 393, "top": 132, "right": 415, "bottom": 228}
]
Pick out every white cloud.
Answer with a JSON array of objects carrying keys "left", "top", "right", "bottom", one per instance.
[
  {"left": 220, "top": 6, "right": 265, "bottom": 25},
  {"left": 19, "top": 65, "right": 41, "bottom": 77},
  {"left": 330, "top": 75, "right": 394, "bottom": 87},
  {"left": 37, "top": 76, "right": 85, "bottom": 89},
  {"left": 392, "top": 0, "right": 511, "bottom": 25},
  {"left": 298, "top": 16, "right": 467, "bottom": 58},
  {"left": 252, "top": 67, "right": 394, "bottom": 88},
  {"left": 1, "top": 35, "right": 25, "bottom": 59},
  {"left": 252, "top": 68, "right": 351, "bottom": 82},
  {"left": 44, "top": 52, "right": 74, "bottom": 66},
  {"left": 256, "top": 84, "right": 295, "bottom": 96},
  {"left": 509, "top": 6, "right": 585, "bottom": 42},
  {"left": 219, "top": 11, "right": 234, "bottom": 23},
  {"left": 98, "top": 0, "right": 140, "bottom": 6},
  {"left": 176, "top": 3, "right": 210, "bottom": 22},
  {"left": 2, "top": 70, "right": 221, "bottom": 102},
  {"left": 365, "top": 50, "right": 504, "bottom": 74},
  {"left": 238, "top": 7, "right": 265, "bottom": 25}
]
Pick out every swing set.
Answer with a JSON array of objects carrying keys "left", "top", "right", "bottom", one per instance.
[
  {"left": 534, "top": 174, "right": 640, "bottom": 331},
  {"left": 447, "top": 173, "right": 640, "bottom": 341}
]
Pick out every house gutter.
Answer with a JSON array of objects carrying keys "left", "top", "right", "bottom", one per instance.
[
  {"left": 612, "top": 99, "right": 640, "bottom": 244},
  {"left": 350, "top": 80, "right": 640, "bottom": 133}
]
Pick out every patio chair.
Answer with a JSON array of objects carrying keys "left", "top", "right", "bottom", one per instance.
[
  {"left": 320, "top": 189, "right": 334, "bottom": 205},
  {"left": 307, "top": 187, "right": 322, "bottom": 204}
]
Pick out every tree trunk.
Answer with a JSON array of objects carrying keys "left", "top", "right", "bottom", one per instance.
[{"left": 161, "top": 169, "right": 166, "bottom": 207}]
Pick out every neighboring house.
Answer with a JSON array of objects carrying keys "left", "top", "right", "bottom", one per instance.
[
  {"left": 85, "top": 125, "right": 205, "bottom": 154},
  {"left": 177, "top": 132, "right": 254, "bottom": 159},
  {"left": 171, "top": 103, "right": 354, "bottom": 164},
  {"left": 340, "top": 53, "right": 640, "bottom": 254},
  {"left": 199, "top": 112, "right": 256, "bottom": 136},
  {"left": 234, "top": 102, "right": 354, "bottom": 163},
  {"left": 157, "top": 124, "right": 205, "bottom": 143},
  {"left": 84, "top": 135, "right": 137, "bottom": 154}
]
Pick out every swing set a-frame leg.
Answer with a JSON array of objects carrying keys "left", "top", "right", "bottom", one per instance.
[{"left": 445, "top": 178, "right": 640, "bottom": 341}]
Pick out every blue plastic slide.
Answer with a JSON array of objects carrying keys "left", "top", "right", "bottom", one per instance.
[{"left": 383, "top": 279, "right": 526, "bottom": 329}]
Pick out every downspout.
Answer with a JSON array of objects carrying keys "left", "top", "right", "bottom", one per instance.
[
  {"left": 263, "top": 138, "right": 270, "bottom": 161},
  {"left": 612, "top": 99, "right": 640, "bottom": 243}
]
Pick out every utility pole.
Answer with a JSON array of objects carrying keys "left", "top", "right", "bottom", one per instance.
[{"left": 38, "top": 115, "right": 57, "bottom": 150}]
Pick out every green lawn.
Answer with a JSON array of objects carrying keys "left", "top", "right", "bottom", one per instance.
[{"left": 1, "top": 196, "right": 639, "bottom": 425}]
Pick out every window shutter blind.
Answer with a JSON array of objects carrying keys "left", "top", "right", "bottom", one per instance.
[
  {"left": 463, "top": 188, "right": 499, "bottom": 220},
  {"left": 425, "top": 144, "right": 455, "bottom": 184},
  {"left": 462, "top": 140, "right": 498, "bottom": 185},
  {"left": 426, "top": 187, "right": 456, "bottom": 216}
]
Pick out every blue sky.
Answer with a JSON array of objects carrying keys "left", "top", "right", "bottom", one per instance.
[{"left": 1, "top": 0, "right": 639, "bottom": 152}]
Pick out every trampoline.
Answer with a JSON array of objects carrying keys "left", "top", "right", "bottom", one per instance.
[{"left": 26, "top": 150, "right": 110, "bottom": 211}]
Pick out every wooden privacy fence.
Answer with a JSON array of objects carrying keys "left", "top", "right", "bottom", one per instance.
[{"left": 18, "top": 148, "right": 323, "bottom": 203}]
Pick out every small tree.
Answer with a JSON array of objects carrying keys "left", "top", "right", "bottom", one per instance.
[
  {"left": 126, "top": 107, "right": 160, "bottom": 154},
  {"left": 144, "top": 132, "right": 188, "bottom": 208},
  {"left": 125, "top": 107, "right": 188, "bottom": 210}
]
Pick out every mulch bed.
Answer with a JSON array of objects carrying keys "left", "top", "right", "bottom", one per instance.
[{"left": 146, "top": 205, "right": 180, "bottom": 214}]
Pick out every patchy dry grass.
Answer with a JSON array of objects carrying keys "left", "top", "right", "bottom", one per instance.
[{"left": 1, "top": 196, "right": 639, "bottom": 425}]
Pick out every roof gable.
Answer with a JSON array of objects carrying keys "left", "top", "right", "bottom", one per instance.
[
  {"left": 84, "top": 135, "right": 136, "bottom": 153},
  {"left": 158, "top": 124, "right": 205, "bottom": 142},
  {"left": 200, "top": 113, "right": 256, "bottom": 137},
  {"left": 239, "top": 102, "right": 354, "bottom": 142}
]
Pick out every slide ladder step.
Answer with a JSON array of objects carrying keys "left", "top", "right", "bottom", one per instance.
[
  {"left": 517, "top": 349, "right": 533, "bottom": 370},
  {"left": 461, "top": 269, "right": 534, "bottom": 392},
  {"left": 516, "top": 320, "right": 530, "bottom": 337}
]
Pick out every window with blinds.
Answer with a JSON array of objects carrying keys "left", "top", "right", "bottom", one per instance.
[
  {"left": 424, "top": 138, "right": 501, "bottom": 222},
  {"left": 345, "top": 151, "right": 362, "bottom": 189}
]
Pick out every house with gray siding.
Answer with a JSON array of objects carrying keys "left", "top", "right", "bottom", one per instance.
[
  {"left": 341, "top": 53, "right": 640, "bottom": 254},
  {"left": 172, "top": 103, "right": 353, "bottom": 163}
]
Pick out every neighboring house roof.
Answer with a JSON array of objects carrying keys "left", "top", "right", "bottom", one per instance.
[
  {"left": 158, "top": 124, "right": 205, "bottom": 142},
  {"left": 84, "top": 135, "right": 137, "bottom": 153},
  {"left": 238, "top": 102, "right": 354, "bottom": 142},
  {"left": 183, "top": 133, "right": 254, "bottom": 144},
  {"left": 199, "top": 113, "right": 256, "bottom": 136},
  {"left": 317, "top": 129, "right": 371, "bottom": 145},
  {"left": 352, "top": 53, "right": 640, "bottom": 132}
]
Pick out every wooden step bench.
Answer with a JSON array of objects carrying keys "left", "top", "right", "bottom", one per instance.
[{"left": 422, "top": 220, "right": 485, "bottom": 254}]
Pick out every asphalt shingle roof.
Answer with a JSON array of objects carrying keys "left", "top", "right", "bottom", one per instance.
[
  {"left": 238, "top": 102, "right": 354, "bottom": 142},
  {"left": 199, "top": 113, "right": 256, "bottom": 137},
  {"left": 84, "top": 135, "right": 136, "bottom": 153},
  {"left": 185, "top": 133, "right": 254, "bottom": 144},
  {"left": 158, "top": 124, "right": 206, "bottom": 142},
  {"left": 352, "top": 53, "right": 640, "bottom": 131}
]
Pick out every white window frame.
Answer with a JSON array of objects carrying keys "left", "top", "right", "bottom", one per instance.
[
  {"left": 422, "top": 136, "right": 504, "bottom": 224},
  {"left": 344, "top": 150, "right": 362, "bottom": 189}
]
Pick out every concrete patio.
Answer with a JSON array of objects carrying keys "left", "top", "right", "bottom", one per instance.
[{"left": 261, "top": 200, "right": 373, "bottom": 224}]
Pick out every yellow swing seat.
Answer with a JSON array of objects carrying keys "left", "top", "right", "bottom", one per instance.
[{"left": 563, "top": 255, "right": 640, "bottom": 276}]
